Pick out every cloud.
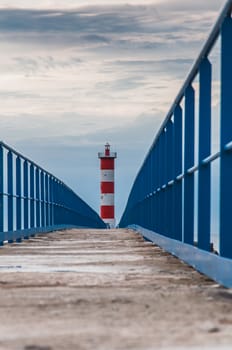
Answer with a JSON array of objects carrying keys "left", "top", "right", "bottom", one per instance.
[
  {"left": 159, "top": 0, "right": 225, "bottom": 12},
  {"left": 0, "top": 1, "right": 225, "bottom": 219},
  {"left": 0, "top": 0, "right": 162, "bottom": 9},
  {"left": 12, "top": 56, "right": 82, "bottom": 75}
]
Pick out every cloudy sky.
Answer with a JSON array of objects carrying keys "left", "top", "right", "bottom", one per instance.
[{"left": 0, "top": 0, "right": 226, "bottom": 222}]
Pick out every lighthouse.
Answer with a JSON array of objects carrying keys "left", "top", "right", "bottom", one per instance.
[{"left": 98, "top": 143, "right": 117, "bottom": 228}]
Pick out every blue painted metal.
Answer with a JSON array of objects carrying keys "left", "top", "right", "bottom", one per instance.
[
  {"left": 0, "top": 141, "right": 105, "bottom": 244},
  {"left": 45, "top": 174, "right": 49, "bottom": 227},
  {"left": 119, "top": 2, "right": 232, "bottom": 287},
  {"left": 0, "top": 145, "right": 4, "bottom": 245},
  {"left": 7, "top": 151, "right": 13, "bottom": 234},
  {"left": 173, "top": 105, "right": 182, "bottom": 242},
  {"left": 184, "top": 85, "right": 195, "bottom": 246},
  {"left": 167, "top": 121, "right": 174, "bottom": 239},
  {"left": 49, "top": 176, "right": 53, "bottom": 226},
  {"left": 198, "top": 58, "right": 212, "bottom": 251},
  {"left": 24, "top": 160, "right": 29, "bottom": 231},
  {"left": 131, "top": 225, "right": 232, "bottom": 289},
  {"left": 16, "top": 156, "right": 21, "bottom": 231},
  {"left": 36, "top": 167, "right": 40, "bottom": 229},
  {"left": 220, "top": 16, "right": 232, "bottom": 259},
  {"left": 30, "top": 163, "right": 35, "bottom": 229},
  {"left": 41, "top": 171, "right": 45, "bottom": 228}
]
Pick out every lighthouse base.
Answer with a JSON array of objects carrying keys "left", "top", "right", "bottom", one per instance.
[{"left": 103, "top": 219, "right": 115, "bottom": 229}]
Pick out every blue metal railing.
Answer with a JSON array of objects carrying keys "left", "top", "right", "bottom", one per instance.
[
  {"left": 0, "top": 141, "right": 105, "bottom": 244},
  {"left": 119, "top": 1, "right": 232, "bottom": 286}
]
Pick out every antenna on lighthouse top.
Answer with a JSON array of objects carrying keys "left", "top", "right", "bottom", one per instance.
[
  {"left": 105, "top": 142, "right": 110, "bottom": 156},
  {"left": 98, "top": 143, "right": 117, "bottom": 159}
]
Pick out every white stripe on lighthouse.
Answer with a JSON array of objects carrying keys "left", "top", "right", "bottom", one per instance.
[
  {"left": 100, "top": 193, "right": 114, "bottom": 206},
  {"left": 104, "top": 218, "right": 115, "bottom": 227},
  {"left": 101, "top": 170, "right": 114, "bottom": 182}
]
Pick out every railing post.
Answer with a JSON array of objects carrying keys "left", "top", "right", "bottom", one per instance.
[
  {"left": 24, "top": 160, "right": 29, "bottom": 231},
  {"left": 0, "top": 145, "right": 4, "bottom": 245},
  {"left": 174, "top": 105, "right": 183, "bottom": 241},
  {"left": 157, "top": 139, "right": 161, "bottom": 233},
  {"left": 220, "top": 16, "right": 232, "bottom": 258},
  {"left": 49, "top": 176, "right": 53, "bottom": 227},
  {"left": 163, "top": 128, "right": 168, "bottom": 236},
  {"left": 36, "top": 168, "right": 40, "bottom": 228},
  {"left": 198, "top": 58, "right": 212, "bottom": 251},
  {"left": 48, "top": 176, "right": 53, "bottom": 226},
  {"left": 7, "top": 151, "right": 13, "bottom": 234},
  {"left": 45, "top": 174, "right": 49, "bottom": 226},
  {"left": 16, "top": 156, "right": 21, "bottom": 232},
  {"left": 184, "top": 85, "right": 195, "bottom": 245},
  {"left": 40, "top": 171, "right": 45, "bottom": 228},
  {"left": 30, "top": 163, "right": 35, "bottom": 229},
  {"left": 53, "top": 179, "right": 58, "bottom": 225},
  {"left": 151, "top": 146, "right": 156, "bottom": 231},
  {"left": 166, "top": 120, "right": 174, "bottom": 238},
  {"left": 160, "top": 129, "right": 166, "bottom": 235}
]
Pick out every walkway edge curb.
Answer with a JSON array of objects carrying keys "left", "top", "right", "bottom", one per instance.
[{"left": 129, "top": 225, "right": 232, "bottom": 288}]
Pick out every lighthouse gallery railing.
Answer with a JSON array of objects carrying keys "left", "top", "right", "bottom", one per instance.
[
  {"left": 119, "top": 0, "right": 232, "bottom": 287},
  {"left": 0, "top": 141, "right": 105, "bottom": 244}
]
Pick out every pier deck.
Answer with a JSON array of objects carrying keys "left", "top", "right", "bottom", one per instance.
[{"left": 0, "top": 229, "right": 232, "bottom": 349}]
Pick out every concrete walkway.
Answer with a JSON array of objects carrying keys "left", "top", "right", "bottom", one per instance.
[{"left": 0, "top": 229, "right": 231, "bottom": 350}]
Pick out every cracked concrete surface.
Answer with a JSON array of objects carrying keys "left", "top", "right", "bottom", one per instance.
[{"left": 0, "top": 229, "right": 231, "bottom": 350}]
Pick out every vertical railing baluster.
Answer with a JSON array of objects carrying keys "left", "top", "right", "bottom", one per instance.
[
  {"left": 24, "top": 160, "right": 29, "bottom": 232},
  {"left": 164, "top": 128, "right": 168, "bottom": 236},
  {"left": 154, "top": 145, "right": 158, "bottom": 232},
  {"left": 16, "top": 156, "right": 21, "bottom": 232},
  {"left": 198, "top": 58, "right": 212, "bottom": 251},
  {"left": 220, "top": 15, "right": 232, "bottom": 258},
  {"left": 151, "top": 148, "right": 155, "bottom": 231},
  {"left": 45, "top": 174, "right": 49, "bottom": 227},
  {"left": 0, "top": 145, "right": 4, "bottom": 245},
  {"left": 160, "top": 132, "right": 165, "bottom": 234},
  {"left": 36, "top": 168, "right": 40, "bottom": 228},
  {"left": 147, "top": 156, "right": 151, "bottom": 229},
  {"left": 163, "top": 127, "right": 168, "bottom": 236},
  {"left": 40, "top": 171, "right": 45, "bottom": 228},
  {"left": 47, "top": 176, "right": 51, "bottom": 227},
  {"left": 174, "top": 105, "right": 183, "bottom": 241},
  {"left": 184, "top": 85, "right": 195, "bottom": 245},
  {"left": 146, "top": 159, "right": 149, "bottom": 228},
  {"left": 7, "top": 151, "right": 13, "bottom": 236},
  {"left": 49, "top": 176, "right": 53, "bottom": 227},
  {"left": 157, "top": 138, "right": 161, "bottom": 233},
  {"left": 30, "top": 163, "right": 35, "bottom": 230},
  {"left": 167, "top": 120, "right": 174, "bottom": 238},
  {"left": 53, "top": 179, "right": 57, "bottom": 226}
]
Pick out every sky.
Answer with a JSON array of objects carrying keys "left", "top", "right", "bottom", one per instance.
[{"left": 0, "top": 0, "right": 226, "bottom": 223}]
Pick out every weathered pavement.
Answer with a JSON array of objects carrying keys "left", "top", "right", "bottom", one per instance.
[{"left": 0, "top": 229, "right": 232, "bottom": 350}]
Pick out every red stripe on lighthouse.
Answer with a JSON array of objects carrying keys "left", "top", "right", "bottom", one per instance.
[
  {"left": 101, "top": 206, "right": 114, "bottom": 219},
  {"left": 101, "top": 159, "right": 114, "bottom": 170},
  {"left": 101, "top": 182, "right": 114, "bottom": 193}
]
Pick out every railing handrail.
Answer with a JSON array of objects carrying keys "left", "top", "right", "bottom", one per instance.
[
  {"left": 119, "top": 0, "right": 232, "bottom": 287},
  {"left": 0, "top": 140, "right": 87, "bottom": 204},
  {"left": 0, "top": 141, "right": 55, "bottom": 179}
]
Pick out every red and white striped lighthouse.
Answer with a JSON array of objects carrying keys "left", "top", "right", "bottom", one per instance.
[{"left": 98, "top": 143, "right": 117, "bottom": 228}]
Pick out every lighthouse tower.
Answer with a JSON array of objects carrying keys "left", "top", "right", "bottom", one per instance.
[{"left": 98, "top": 143, "right": 117, "bottom": 228}]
